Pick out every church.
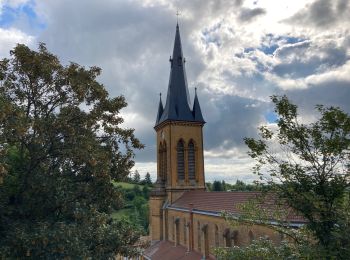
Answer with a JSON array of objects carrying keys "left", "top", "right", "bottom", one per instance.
[{"left": 144, "top": 24, "right": 305, "bottom": 260}]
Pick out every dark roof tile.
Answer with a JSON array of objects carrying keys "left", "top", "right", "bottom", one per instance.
[{"left": 170, "top": 190, "right": 306, "bottom": 223}]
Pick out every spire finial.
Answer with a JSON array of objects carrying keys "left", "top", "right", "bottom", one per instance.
[
  {"left": 159, "top": 92, "right": 162, "bottom": 98},
  {"left": 176, "top": 8, "right": 180, "bottom": 25}
]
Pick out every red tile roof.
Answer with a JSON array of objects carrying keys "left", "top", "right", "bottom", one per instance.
[
  {"left": 143, "top": 240, "right": 215, "bottom": 260},
  {"left": 170, "top": 190, "right": 306, "bottom": 223}
]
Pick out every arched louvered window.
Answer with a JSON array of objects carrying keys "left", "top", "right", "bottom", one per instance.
[
  {"left": 162, "top": 142, "right": 167, "bottom": 182},
  {"left": 188, "top": 140, "right": 195, "bottom": 180},
  {"left": 158, "top": 143, "right": 163, "bottom": 181},
  {"left": 177, "top": 140, "right": 185, "bottom": 180}
]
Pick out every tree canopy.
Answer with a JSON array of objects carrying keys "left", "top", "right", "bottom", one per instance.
[
  {"left": 243, "top": 95, "right": 350, "bottom": 258},
  {"left": 0, "top": 43, "right": 144, "bottom": 258}
]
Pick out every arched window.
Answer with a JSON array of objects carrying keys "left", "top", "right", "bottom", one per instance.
[
  {"left": 202, "top": 224, "right": 209, "bottom": 258},
  {"left": 175, "top": 218, "right": 180, "bottom": 246},
  {"left": 197, "top": 221, "right": 201, "bottom": 251},
  {"left": 177, "top": 140, "right": 185, "bottom": 180},
  {"left": 232, "top": 230, "right": 239, "bottom": 246},
  {"left": 188, "top": 140, "right": 196, "bottom": 180},
  {"left": 249, "top": 230, "right": 254, "bottom": 243},
  {"left": 162, "top": 142, "right": 167, "bottom": 182},
  {"left": 172, "top": 216, "right": 175, "bottom": 241},
  {"left": 215, "top": 225, "right": 219, "bottom": 247},
  {"left": 183, "top": 218, "right": 187, "bottom": 245},
  {"left": 223, "top": 228, "right": 232, "bottom": 247}
]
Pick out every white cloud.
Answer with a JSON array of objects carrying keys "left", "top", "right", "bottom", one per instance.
[
  {"left": 0, "top": 27, "right": 34, "bottom": 57},
  {"left": 1, "top": 0, "right": 349, "bottom": 183}
]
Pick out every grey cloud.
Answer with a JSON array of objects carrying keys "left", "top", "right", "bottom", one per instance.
[
  {"left": 28, "top": 0, "right": 349, "bottom": 170},
  {"left": 286, "top": 80, "right": 350, "bottom": 115},
  {"left": 272, "top": 41, "right": 348, "bottom": 78},
  {"left": 202, "top": 92, "right": 268, "bottom": 150},
  {"left": 287, "top": 0, "right": 350, "bottom": 28},
  {"left": 238, "top": 7, "right": 266, "bottom": 23}
]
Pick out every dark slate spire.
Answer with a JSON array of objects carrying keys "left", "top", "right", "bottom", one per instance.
[
  {"left": 156, "top": 24, "right": 205, "bottom": 126},
  {"left": 192, "top": 88, "right": 205, "bottom": 123},
  {"left": 156, "top": 93, "right": 164, "bottom": 124}
]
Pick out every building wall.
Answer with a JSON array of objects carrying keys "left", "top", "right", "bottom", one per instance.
[
  {"left": 166, "top": 208, "right": 283, "bottom": 256},
  {"left": 155, "top": 122, "right": 205, "bottom": 203},
  {"left": 149, "top": 195, "right": 166, "bottom": 241}
]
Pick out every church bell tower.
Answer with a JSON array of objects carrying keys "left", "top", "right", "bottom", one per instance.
[{"left": 150, "top": 23, "right": 206, "bottom": 241}]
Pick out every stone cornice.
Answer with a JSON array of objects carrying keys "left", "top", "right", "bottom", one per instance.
[{"left": 154, "top": 120, "right": 204, "bottom": 131}]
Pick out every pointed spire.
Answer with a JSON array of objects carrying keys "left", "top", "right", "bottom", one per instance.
[
  {"left": 192, "top": 88, "right": 205, "bottom": 123},
  {"left": 156, "top": 93, "right": 164, "bottom": 124},
  {"left": 156, "top": 24, "right": 205, "bottom": 126}
]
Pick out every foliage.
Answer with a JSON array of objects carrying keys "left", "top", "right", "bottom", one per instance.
[
  {"left": 243, "top": 95, "right": 350, "bottom": 258},
  {"left": 114, "top": 182, "right": 151, "bottom": 234},
  {"left": 0, "top": 44, "right": 144, "bottom": 258},
  {"left": 132, "top": 170, "right": 141, "bottom": 184},
  {"left": 207, "top": 180, "right": 269, "bottom": 191},
  {"left": 215, "top": 237, "right": 325, "bottom": 260},
  {"left": 142, "top": 172, "right": 152, "bottom": 185},
  {"left": 212, "top": 180, "right": 226, "bottom": 191}
]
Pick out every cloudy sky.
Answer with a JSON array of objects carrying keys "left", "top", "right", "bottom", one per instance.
[{"left": 1, "top": 0, "right": 349, "bottom": 183}]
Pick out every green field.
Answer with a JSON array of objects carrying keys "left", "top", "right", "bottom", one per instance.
[
  {"left": 111, "top": 208, "right": 134, "bottom": 220},
  {"left": 113, "top": 181, "right": 143, "bottom": 189}
]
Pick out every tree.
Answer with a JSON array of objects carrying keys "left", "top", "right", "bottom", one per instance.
[
  {"left": 133, "top": 170, "right": 141, "bottom": 184},
  {"left": 221, "top": 180, "right": 227, "bottom": 191},
  {"left": 212, "top": 180, "right": 223, "bottom": 191},
  {"left": 0, "top": 44, "right": 144, "bottom": 258},
  {"left": 144, "top": 172, "right": 152, "bottom": 185},
  {"left": 244, "top": 95, "right": 350, "bottom": 258}
]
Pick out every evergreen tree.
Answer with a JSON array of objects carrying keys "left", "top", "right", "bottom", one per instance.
[
  {"left": 0, "top": 44, "right": 144, "bottom": 258},
  {"left": 221, "top": 180, "right": 227, "bottom": 191},
  {"left": 212, "top": 180, "right": 223, "bottom": 191},
  {"left": 133, "top": 170, "right": 141, "bottom": 184},
  {"left": 144, "top": 172, "right": 152, "bottom": 185}
]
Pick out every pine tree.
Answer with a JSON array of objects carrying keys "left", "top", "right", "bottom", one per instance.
[
  {"left": 133, "top": 170, "right": 141, "bottom": 184},
  {"left": 144, "top": 172, "right": 152, "bottom": 185}
]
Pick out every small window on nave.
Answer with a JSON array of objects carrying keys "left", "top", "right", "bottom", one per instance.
[
  {"left": 197, "top": 221, "right": 201, "bottom": 251},
  {"left": 249, "top": 230, "right": 255, "bottom": 243},
  {"left": 215, "top": 225, "right": 219, "bottom": 247},
  {"left": 183, "top": 218, "right": 187, "bottom": 245},
  {"left": 223, "top": 228, "right": 232, "bottom": 247},
  {"left": 175, "top": 218, "right": 180, "bottom": 246}
]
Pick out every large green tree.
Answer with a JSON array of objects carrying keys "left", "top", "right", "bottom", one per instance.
[
  {"left": 0, "top": 44, "right": 144, "bottom": 258},
  {"left": 244, "top": 95, "right": 350, "bottom": 258}
]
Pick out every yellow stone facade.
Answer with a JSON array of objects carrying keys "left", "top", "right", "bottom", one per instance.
[
  {"left": 155, "top": 121, "right": 205, "bottom": 203},
  {"left": 165, "top": 209, "right": 283, "bottom": 257}
]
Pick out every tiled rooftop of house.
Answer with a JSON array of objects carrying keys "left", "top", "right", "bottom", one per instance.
[{"left": 170, "top": 190, "right": 306, "bottom": 223}]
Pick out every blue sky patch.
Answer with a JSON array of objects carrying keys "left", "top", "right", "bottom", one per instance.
[
  {"left": 265, "top": 111, "right": 278, "bottom": 123},
  {"left": 258, "top": 34, "right": 306, "bottom": 55},
  {"left": 0, "top": 0, "right": 46, "bottom": 31}
]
